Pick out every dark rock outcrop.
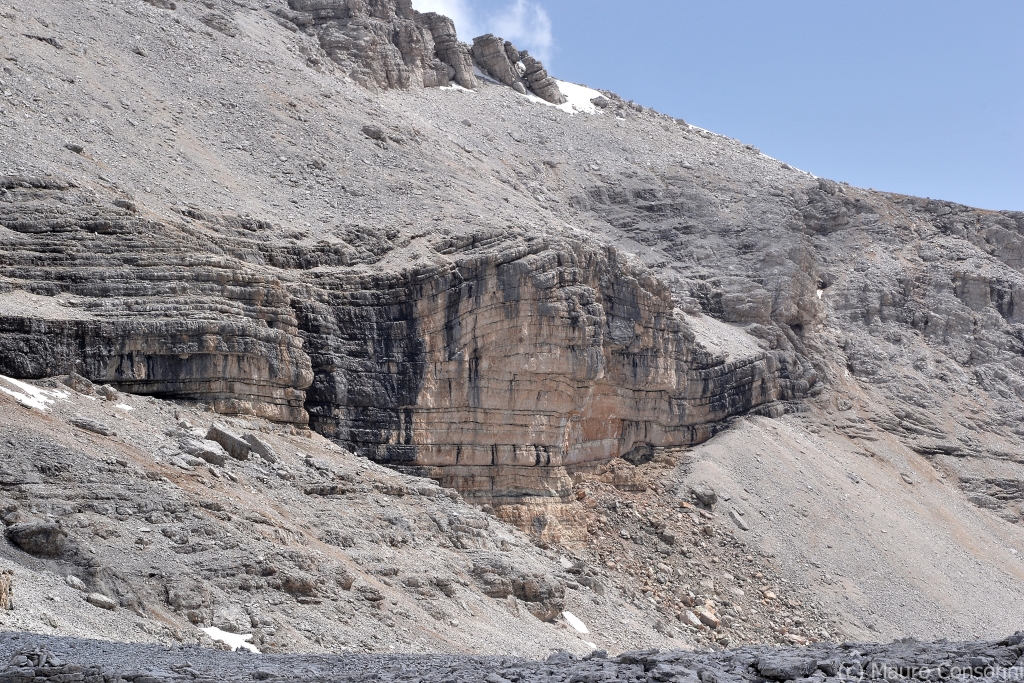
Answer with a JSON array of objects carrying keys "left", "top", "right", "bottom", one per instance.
[
  {"left": 5, "top": 522, "right": 67, "bottom": 557},
  {"left": 3, "top": 633, "right": 1024, "bottom": 683}
]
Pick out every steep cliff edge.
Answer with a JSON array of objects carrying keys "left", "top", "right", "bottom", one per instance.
[
  {"left": 0, "top": 179, "right": 312, "bottom": 425},
  {"left": 294, "top": 238, "right": 810, "bottom": 519},
  {"left": 0, "top": 178, "right": 811, "bottom": 522}
]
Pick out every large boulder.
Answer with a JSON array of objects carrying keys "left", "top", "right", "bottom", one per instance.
[
  {"left": 471, "top": 557, "right": 565, "bottom": 622},
  {"left": 5, "top": 522, "right": 67, "bottom": 557},
  {"left": 756, "top": 656, "right": 819, "bottom": 681}
]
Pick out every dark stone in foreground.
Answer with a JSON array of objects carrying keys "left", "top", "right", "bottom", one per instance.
[
  {"left": 1, "top": 632, "right": 1023, "bottom": 683},
  {"left": 4, "top": 523, "right": 67, "bottom": 557}
]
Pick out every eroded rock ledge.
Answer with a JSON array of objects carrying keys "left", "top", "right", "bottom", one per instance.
[
  {"left": 295, "top": 240, "right": 810, "bottom": 512},
  {"left": 0, "top": 178, "right": 811, "bottom": 514}
]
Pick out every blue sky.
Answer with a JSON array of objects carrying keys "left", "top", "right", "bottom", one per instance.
[{"left": 413, "top": 0, "right": 1023, "bottom": 211}]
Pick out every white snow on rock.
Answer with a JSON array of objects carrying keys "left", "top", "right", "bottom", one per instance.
[
  {"left": 115, "top": 403, "right": 134, "bottom": 411},
  {"left": 517, "top": 80, "right": 604, "bottom": 115},
  {"left": 472, "top": 65, "right": 499, "bottom": 85},
  {"left": 553, "top": 80, "right": 604, "bottom": 115},
  {"left": 562, "top": 611, "right": 589, "bottom": 634},
  {"left": 0, "top": 375, "right": 68, "bottom": 412},
  {"left": 201, "top": 626, "right": 260, "bottom": 653}
]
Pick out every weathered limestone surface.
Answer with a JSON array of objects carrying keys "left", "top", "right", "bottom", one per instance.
[
  {"left": 0, "top": 179, "right": 313, "bottom": 424},
  {"left": 416, "top": 12, "right": 477, "bottom": 89},
  {"left": 276, "top": 0, "right": 561, "bottom": 101},
  {"left": 294, "top": 239, "right": 809, "bottom": 509},
  {"left": 472, "top": 34, "right": 564, "bottom": 102},
  {"left": 281, "top": 0, "right": 452, "bottom": 89},
  {"left": 0, "top": 178, "right": 807, "bottom": 512}
]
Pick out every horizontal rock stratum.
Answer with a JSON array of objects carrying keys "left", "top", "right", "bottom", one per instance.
[{"left": 0, "top": 178, "right": 811, "bottom": 510}]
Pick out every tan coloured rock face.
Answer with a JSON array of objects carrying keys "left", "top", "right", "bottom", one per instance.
[{"left": 298, "top": 240, "right": 811, "bottom": 512}]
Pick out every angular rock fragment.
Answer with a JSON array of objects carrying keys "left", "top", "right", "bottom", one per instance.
[
  {"left": 179, "top": 438, "right": 228, "bottom": 466},
  {"left": 730, "top": 508, "right": 750, "bottom": 531},
  {"left": 756, "top": 656, "right": 818, "bottom": 681},
  {"left": 362, "top": 125, "right": 386, "bottom": 141},
  {"left": 62, "top": 372, "right": 93, "bottom": 393},
  {"left": 244, "top": 433, "right": 279, "bottom": 463},
  {"left": 96, "top": 385, "right": 118, "bottom": 401},
  {"left": 682, "top": 610, "right": 703, "bottom": 628},
  {"left": 695, "top": 607, "right": 720, "bottom": 629},
  {"left": 206, "top": 424, "right": 250, "bottom": 461},
  {"left": 70, "top": 417, "right": 116, "bottom": 437},
  {"left": 690, "top": 483, "right": 717, "bottom": 508},
  {"left": 65, "top": 575, "right": 87, "bottom": 592},
  {"left": 199, "top": 13, "right": 238, "bottom": 38},
  {"left": 5, "top": 522, "right": 67, "bottom": 557},
  {"left": 85, "top": 592, "right": 117, "bottom": 610}
]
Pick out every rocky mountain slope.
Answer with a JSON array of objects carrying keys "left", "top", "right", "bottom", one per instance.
[{"left": 0, "top": 0, "right": 1023, "bottom": 662}]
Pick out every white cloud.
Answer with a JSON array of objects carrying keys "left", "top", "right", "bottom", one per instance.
[
  {"left": 488, "top": 0, "right": 554, "bottom": 64},
  {"left": 412, "top": 0, "right": 555, "bottom": 66},
  {"left": 412, "top": 0, "right": 481, "bottom": 38}
]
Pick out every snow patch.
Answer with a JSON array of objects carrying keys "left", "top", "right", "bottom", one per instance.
[
  {"left": 516, "top": 79, "right": 604, "bottom": 115},
  {"left": 0, "top": 375, "right": 68, "bottom": 412},
  {"left": 553, "top": 80, "right": 603, "bottom": 115},
  {"left": 115, "top": 403, "right": 134, "bottom": 411},
  {"left": 816, "top": 289, "right": 823, "bottom": 300},
  {"left": 201, "top": 627, "right": 260, "bottom": 653},
  {"left": 559, "top": 556, "right": 573, "bottom": 569},
  {"left": 562, "top": 611, "right": 589, "bottom": 634},
  {"left": 472, "top": 65, "right": 500, "bottom": 85}
]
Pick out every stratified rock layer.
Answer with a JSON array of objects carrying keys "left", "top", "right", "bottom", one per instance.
[
  {"left": 0, "top": 179, "right": 313, "bottom": 424},
  {"left": 295, "top": 240, "right": 807, "bottom": 509},
  {"left": 0, "top": 179, "right": 807, "bottom": 512}
]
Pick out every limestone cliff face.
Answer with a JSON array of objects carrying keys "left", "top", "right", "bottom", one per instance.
[
  {"left": 294, "top": 239, "right": 809, "bottom": 508},
  {"left": 0, "top": 179, "right": 313, "bottom": 424},
  {"left": 0, "top": 179, "right": 808, "bottom": 515}
]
